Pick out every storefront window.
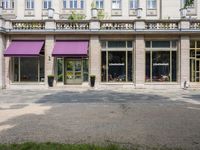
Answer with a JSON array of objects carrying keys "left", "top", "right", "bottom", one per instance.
[
  {"left": 190, "top": 40, "right": 200, "bottom": 82},
  {"left": 101, "top": 41, "right": 133, "bottom": 82},
  {"left": 83, "top": 59, "right": 88, "bottom": 82},
  {"left": 13, "top": 56, "right": 44, "bottom": 82},
  {"left": 145, "top": 41, "right": 177, "bottom": 82},
  {"left": 57, "top": 58, "right": 63, "bottom": 82}
]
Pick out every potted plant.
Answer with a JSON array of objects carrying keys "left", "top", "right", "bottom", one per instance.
[
  {"left": 98, "top": 9, "right": 105, "bottom": 20},
  {"left": 90, "top": 75, "right": 96, "bottom": 87},
  {"left": 91, "top": 1, "right": 98, "bottom": 19},
  {"left": 180, "top": 0, "right": 194, "bottom": 18},
  {"left": 48, "top": 75, "right": 54, "bottom": 87}
]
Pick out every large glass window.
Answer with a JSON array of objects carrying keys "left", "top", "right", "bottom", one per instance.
[
  {"left": 2, "top": 0, "right": 14, "bottom": 9},
  {"left": 13, "top": 56, "right": 45, "bottom": 82},
  {"left": 147, "top": 0, "right": 156, "bottom": 9},
  {"left": 101, "top": 41, "right": 133, "bottom": 82},
  {"left": 43, "top": 0, "right": 52, "bottom": 9},
  {"left": 26, "top": 0, "right": 34, "bottom": 9},
  {"left": 190, "top": 40, "right": 200, "bottom": 82},
  {"left": 57, "top": 58, "right": 64, "bottom": 82},
  {"left": 130, "top": 0, "right": 138, "bottom": 9},
  {"left": 96, "top": 0, "right": 104, "bottom": 9},
  {"left": 112, "top": 0, "right": 121, "bottom": 9},
  {"left": 145, "top": 41, "right": 177, "bottom": 82}
]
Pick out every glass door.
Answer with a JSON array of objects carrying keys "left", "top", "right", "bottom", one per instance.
[{"left": 65, "top": 59, "right": 82, "bottom": 84}]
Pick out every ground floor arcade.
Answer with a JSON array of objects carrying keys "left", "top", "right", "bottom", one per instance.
[{"left": 1, "top": 34, "right": 200, "bottom": 89}]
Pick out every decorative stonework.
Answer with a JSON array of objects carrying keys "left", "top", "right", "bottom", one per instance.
[{"left": 12, "top": 22, "right": 45, "bottom": 30}]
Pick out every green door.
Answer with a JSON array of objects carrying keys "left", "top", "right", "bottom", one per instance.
[{"left": 65, "top": 59, "right": 82, "bottom": 84}]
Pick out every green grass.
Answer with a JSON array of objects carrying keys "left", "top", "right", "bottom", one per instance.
[{"left": 0, "top": 143, "right": 185, "bottom": 150}]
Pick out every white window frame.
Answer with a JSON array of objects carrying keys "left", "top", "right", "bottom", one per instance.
[
  {"left": 26, "top": 0, "right": 34, "bottom": 9},
  {"left": 129, "top": 0, "right": 138, "bottom": 9},
  {"left": 96, "top": 0, "right": 104, "bottom": 9},
  {"left": 70, "top": 0, "right": 78, "bottom": 9},
  {"left": 147, "top": 0, "right": 156, "bottom": 9},
  {"left": 43, "top": 0, "right": 52, "bottom": 9},
  {"left": 2, "top": 0, "right": 14, "bottom": 9},
  {"left": 112, "top": 0, "right": 121, "bottom": 9}
]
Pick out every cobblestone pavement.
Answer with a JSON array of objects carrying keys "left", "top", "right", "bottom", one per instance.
[{"left": 0, "top": 89, "right": 200, "bottom": 149}]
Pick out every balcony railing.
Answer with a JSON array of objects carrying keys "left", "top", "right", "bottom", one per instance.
[
  {"left": 12, "top": 21, "right": 45, "bottom": 30},
  {"left": 56, "top": 21, "right": 90, "bottom": 30},
  {"left": 100, "top": 21, "right": 134, "bottom": 30},
  {"left": 190, "top": 21, "right": 200, "bottom": 29},
  {"left": 145, "top": 21, "right": 179, "bottom": 30}
]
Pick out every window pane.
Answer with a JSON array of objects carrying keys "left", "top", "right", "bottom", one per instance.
[
  {"left": 190, "top": 50, "right": 195, "bottom": 57},
  {"left": 57, "top": 58, "right": 63, "bottom": 82},
  {"left": 101, "top": 51, "right": 107, "bottom": 82},
  {"left": 127, "top": 41, "right": 133, "bottom": 48},
  {"left": 83, "top": 59, "right": 88, "bottom": 82},
  {"left": 74, "top": 0, "right": 77, "bottom": 8},
  {"left": 145, "top": 51, "right": 151, "bottom": 82},
  {"left": 63, "top": 0, "right": 67, "bottom": 8},
  {"left": 40, "top": 56, "right": 45, "bottom": 82},
  {"left": 44, "top": 1, "right": 47, "bottom": 8},
  {"left": 20, "top": 58, "right": 38, "bottom": 82},
  {"left": 190, "top": 41, "right": 195, "bottom": 48},
  {"left": 172, "top": 41, "right": 177, "bottom": 48},
  {"left": 81, "top": 0, "right": 84, "bottom": 9},
  {"left": 108, "top": 41, "right": 126, "bottom": 48},
  {"left": 197, "top": 41, "right": 200, "bottom": 48},
  {"left": 172, "top": 51, "right": 177, "bottom": 82},
  {"left": 70, "top": 0, "right": 73, "bottom": 8},
  {"left": 128, "top": 51, "right": 133, "bottom": 81},
  {"left": 145, "top": 41, "right": 151, "bottom": 48},
  {"left": 101, "top": 41, "right": 106, "bottom": 48},
  {"left": 108, "top": 51, "right": 126, "bottom": 82},
  {"left": 190, "top": 59, "right": 195, "bottom": 82},
  {"left": 152, "top": 41, "right": 170, "bottom": 48},
  {"left": 14, "top": 58, "right": 19, "bottom": 82},
  {"left": 130, "top": 0, "right": 137, "bottom": 9},
  {"left": 152, "top": 51, "right": 170, "bottom": 82}
]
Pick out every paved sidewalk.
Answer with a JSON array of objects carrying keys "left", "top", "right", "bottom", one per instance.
[{"left": 0, "top": 89, "right": 200, "bottom": 149}]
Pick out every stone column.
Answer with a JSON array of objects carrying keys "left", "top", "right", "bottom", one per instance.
[
  {"left": 45, "top": 35, "right": 55, "bottom": 87},
  {"left": 89, "top": 35, "right": 101, "bottom": 86},
  {"left": 0, "top": 34, "right": 5, "bottom": 89},
  {"left": 180, "top": 36, "right": 190, "bottom": 88},
  {"left": 135, "top": 35, "right": 145, "bottom": 88}
]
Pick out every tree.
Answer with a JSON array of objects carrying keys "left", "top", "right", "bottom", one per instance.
[{"left": 184, "top": 0, "right": 194, "bottom": 8}]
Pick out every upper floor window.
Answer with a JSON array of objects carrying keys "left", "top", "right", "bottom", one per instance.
[
  {"left": 130, "top": 0, "right": 138, "bottom": 9},
  {"left": 70, "top": 0, "right": 78, "bottom": 9},
  {"left": 80, "top": 0, "right": 84, "bottom": 9},
  {"left": 182, "top": 0, "right": 195, "bottom": 8},
  {"left": 26, "top": 0, "right": 34, "bottom": 9},
  {"left": 112, "top": 0, "right": 121, "bottom": 9},
  {"left": 96, "top": 0, "right": 104, "bottom": 9},
  {"left": 63, "top": 0, "right": 67, "bottom": 8},
  {"left": 43, "top": 0, "right": 52, "bottom": 9},
  {"left": 147, "top": 0, "right": 156, "bottom": 9},
  {"left": 2, "top": 0, "right": 14, "bottom": 9}
]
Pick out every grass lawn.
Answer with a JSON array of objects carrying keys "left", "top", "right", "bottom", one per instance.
[{"left": 0, "top": 143, "right": 185, "bottom": 150}]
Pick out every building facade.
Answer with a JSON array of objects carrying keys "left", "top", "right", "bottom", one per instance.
[{"left": 0, "top": 0, "right": 200, "bottom": 89}]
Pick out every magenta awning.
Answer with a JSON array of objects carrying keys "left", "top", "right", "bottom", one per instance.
[
  {"left": 52, "top": 41, "right": 89, "bottom": 57},
  {"left": 4, "top": 41, "right": 44, "bottom": 57}
]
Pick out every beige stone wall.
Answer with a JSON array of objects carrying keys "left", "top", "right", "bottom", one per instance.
[
  {"left": 89, "top": 35, "right": 101, "bottom": 85},
  {"left": 0, "top": 34, "right": 6, "bottom": 88},
  {"left": 135, "top": 35, "right": 145, "bottom": 88},
  {"left": 10, "top": 0, "right": 200, "bottom": 20}
]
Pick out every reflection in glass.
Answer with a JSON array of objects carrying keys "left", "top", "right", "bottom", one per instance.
[
  {"left": 108, "top": 51, "right": 126, "bottom": 82},
  {"left": 101, "top": 52, "right": 107, "bottom": 82},
  {"left": 57, "top": 58, "right": 63, "bottom": 82},
  {"left": 83, "top": 59, "right": 88, "bottom": 82},
  {"left": 172, "top": 51, "right": 177, "bottom": 82},
  {"left": 20, "top": 58, "right": 38, "bottom": 82},
  {"left": 14, "top": 58, "right": 19, "bottom": 82},
  {"left": 40, "top": 56, "right": 45, "bottom": 82},
  {"left": 145, "top": 51, "right": 151, "bottom": 82},
  {"left": 128, "top": 51, "right": 132, "bottom": 81},
  {"left": 152, "top": 51, "right": 170, "bottom": 82}
]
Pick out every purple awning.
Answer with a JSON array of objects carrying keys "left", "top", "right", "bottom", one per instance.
[
  {"left": 52, "top": 41, "right": 89, "bottom": 57},
  {"left": 4, "top": 41, "right": 44, "bottom": 57}
]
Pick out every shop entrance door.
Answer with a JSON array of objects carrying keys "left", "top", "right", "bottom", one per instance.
[{"left": 65, "top": 59, "right": 82, "bottom": 84}]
